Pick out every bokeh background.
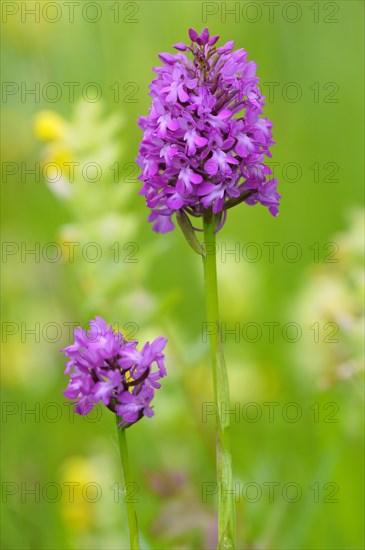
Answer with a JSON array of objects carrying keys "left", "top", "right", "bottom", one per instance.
[{"left": 1, "top": 1, "right": 364, "bottom": 549}]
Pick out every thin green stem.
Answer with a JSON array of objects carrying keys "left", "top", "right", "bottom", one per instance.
[
  {"left": 203, "top": 209, "right": 236, "bottom": 550},
  {"left": 116, "top": 419, "right": 140, "bottom": 550}
]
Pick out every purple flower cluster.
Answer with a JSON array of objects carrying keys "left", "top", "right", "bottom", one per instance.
[
  {"left": 62, "top": 317, "right": 167, "bottom": 428},
  {"left": 137, "top": 27, "right": 280, "bottom": 233}
]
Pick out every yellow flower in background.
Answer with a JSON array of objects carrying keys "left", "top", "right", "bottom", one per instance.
[
  {"left": 59, "top": 456, "right": 99, "bottom": 533},
  {"left": 34, "top": 101, "right": 124, "bottom": 189},
  {"left": 46, "top": 144, "right": 74, "bottom": 167},
  {"left": 34, "top": 110, "right": 75, "bottom": 193},
  {"left": 33, "top": 110, "right": 68, "bottom": 141},
  {"left": 42, "top": 142, "right": 75, "bottom": 176}
]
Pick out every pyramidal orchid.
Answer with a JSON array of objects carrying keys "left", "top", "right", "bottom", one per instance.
[
  {"left": 137, "top": 28, "right": 281, "bottom": 549},
  {"left": 137, "top": 27, "right": 280, "bottom": 239},
  {"left": 62, "top": 316, "right": 168, "bottom": 549}
]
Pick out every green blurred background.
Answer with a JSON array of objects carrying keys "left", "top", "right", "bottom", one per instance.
[{"left": 1, "top": 1, "right": 364, "bottom": 549}]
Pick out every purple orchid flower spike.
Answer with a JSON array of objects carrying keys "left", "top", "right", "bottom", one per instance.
[
  {"left": 136, "top": 27, "right": 280, "bottom": 241},
  {"left": 61, "top": 316, "right": 167, "bottom": 428}
]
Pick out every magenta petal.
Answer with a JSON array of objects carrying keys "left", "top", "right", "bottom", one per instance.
[
  {"left": 205, "top": 160, "right": 218, "bottom": 176},
  {"left": 217, "top": 40, "right": 235, "bottom": 54},
  {"left": 167, "top": 118, "right": 179, "bottom": 131},
  {"left": 188, "top": 28, "right": 199, "bottom": 42},
  {"left": 217, "top": 109, "right": 232, "bottom": 119},
  {"left": 226, "top": 155, "right": 239, "bottom": 165},
  {"left": 190, "top": 171, "right": 203, "bottom": 184},
  {"left": 243, "top": 61, "right": 257, "bottom": 78},
  {"left": 158, "top": 52, "right": 177, "bottom": 64},
  {"left": 167, "top": 194, "right": 184, "bottom": 209},
  {"left": 143, "top": 407, "right": 154, "bottom": 418},
  {"left": 201, "top": 28, "right": 210, "bottom": 44},
  {"left": 195, "top": 135, "right": 208, "bottom": 147},
  {"left": 186, "top": 78, "right": 198, "bottom": 89},
  {"left": 178, "top": 86, "right": 189, "bottom": 102},
  {"left": 208, "top": 35, "right": 220, "bottom": 46},
  {"left": 195, "top": 182, "right": 216, "bottom": 195},
  {"left": 173, "top": 42, "right": 187, "bottom": 51}
]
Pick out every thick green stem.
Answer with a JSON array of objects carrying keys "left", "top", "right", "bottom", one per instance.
[
  {"left": 116, "top": 419, "right": 140, "bottom": 550},
  {"left": 202, "top": 209, "right": 236, "bottom": 550}
]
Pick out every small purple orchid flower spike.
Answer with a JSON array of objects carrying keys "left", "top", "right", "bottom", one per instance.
[
  {"left": 61, "top": 317, "right": 167, "bottom": 548},
  {"left": 62, "top": 316, "right": 167, "bottom": 428}
]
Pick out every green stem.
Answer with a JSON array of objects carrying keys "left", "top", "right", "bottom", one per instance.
[
  {"left": 116, "top": 419, "right": 140, "bottom": 550},
  {"left": 203, "top": 209, "right": 236, "bottom": 550}
]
